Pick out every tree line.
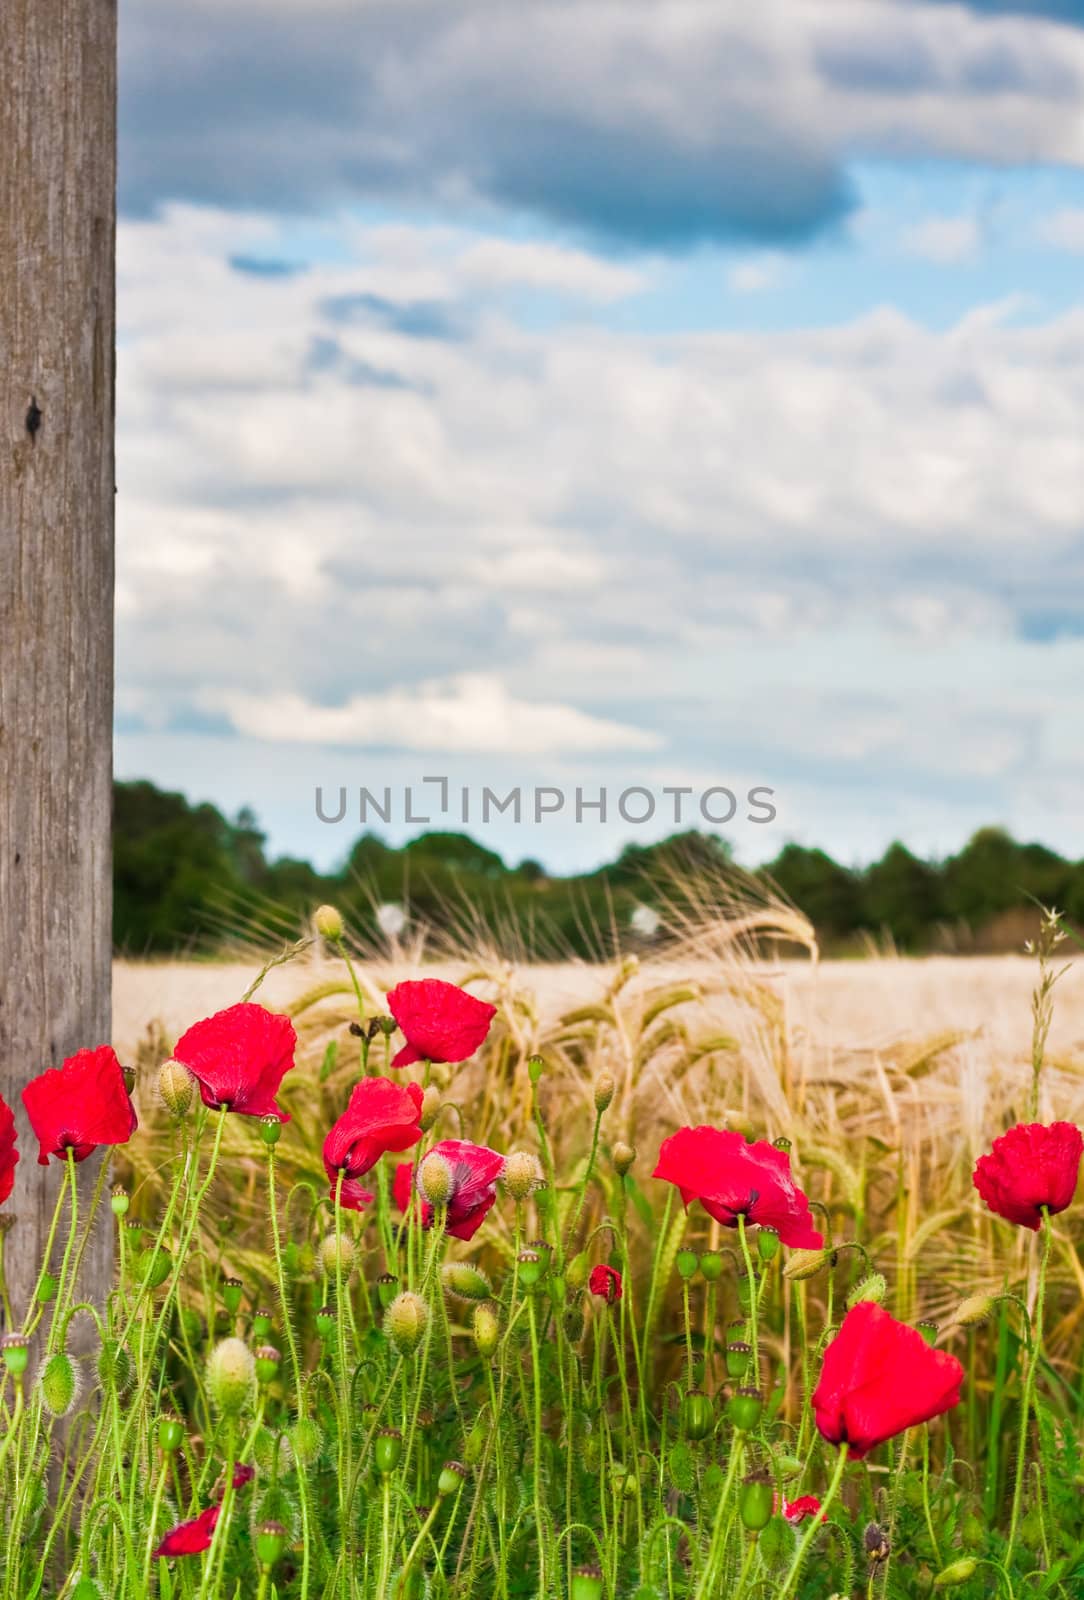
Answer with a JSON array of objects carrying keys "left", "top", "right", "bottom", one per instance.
[{"left": 113, "top": 778, "right": 1082, "bottom": 959}]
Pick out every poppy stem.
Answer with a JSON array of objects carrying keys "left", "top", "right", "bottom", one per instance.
[
  {"left": 736, "top": 1215, "right": 759, "bottom": 1381},
  {"left": 1006, "top": 1206, "right": 1052, "bottom": 1567},
  {"left": 778, "top": 1443, "right": 849, "bottom": 1600},
  {"left": 21, "top": 1175, "right": 68, "bottom": 1335},
  {"left": 46, "top": 1151, "right": 79, "bottom": 1354}
]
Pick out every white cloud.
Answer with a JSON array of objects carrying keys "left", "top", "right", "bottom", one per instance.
[
  {"left": 1037, "top": 206, "right": 1084, "bottom": 251},
  {"left": 727, "top": 254, "right": 789, "bottom": 293},
  {"left": 901, "top": 214, "right": 983, "bottom": 263}
]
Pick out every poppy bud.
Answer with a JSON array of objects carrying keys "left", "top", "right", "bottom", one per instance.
[
  {"left": 756, "top": 1226, "right": 780, "bottom": 1263},
  {"left": 438, "top": 1460, "right": 469, "bottom": 1496},
  {"left": 110, "top": 1185, "right": 129, "bottom": 1217},
  {"left": 39, "top": 1351, "right": 79, "bottom": 1417},
  {"left": 37, "top": 1271, "right": 58, "bottom": 1304},
  {"left": 473, "top": 1303, "right": 501, "bottom": 1359},
  {"left": 374, "top": 1428, "right": 403, "bottom": 1475},
  {"left": 847, "top": 1273, "right": 887, "bottom": 1308},
  {"left": 758, "top": 1514, "right": 791, "bottom": 1563},
  {"left": 315, "top": 1306, "right": 336, "bottom": 1340},
  {"left": 289, "top": 1417, "right": 323, "bottom": 1467},
  {"left": 864, "top": 1523, "right": 890, "bottom": 1565},
  {"left": 375, "top": 1015, "right": 398, "bottom": 1036},
  {"left": 384, "top": 1291, "right": 428, "bottom": 1355},
  {"left": 158, "top": 1413, "right": 185, "bottom": 1454},
  {"left": 566, "top": 1251, "right": 589, "bottom": 1291},
  {"left": 221, "top": 1277, "right": 244, "bottom": 1315},
  {"left": 376, "top": 1272, "right": 399, "bottom": 1308},
  {"left": 207, "top": 1337, "right": 255, "bottom": 1416},
  {"left": 933, "top": 1558, "right": 979, "bottom": 1588},
  {"left": 593, "top": 1073, "right": 615, "bottom": 1113},
  {"left": 464, "top": 1418, "right": 488, "bottom": 1464},
  {"left": 676, "top": 1249, "right": 698, "bottom": 1281},
  {"left": 2, "top": 1334, "right": 29, "bottom": 1378},
  {"left": 319, "top": 1232, "right": 355, "bottom": 1277},
  {"left": 517, "top": 1249, "right": 543, "bottom": 1288},
  {"left": 442, "top": 1262, "right": 492, "bottom": 1302},
  {"left": 783, "top": 1248, "right": 830, "bottom": 1281},
  {"left": 71, "top": 1580, "right": 103, "bottom": 1600},
  {"left": 951, "top": 1292, "right": 997, "bottom": 1328},
  {"left": 699, "top": 1250, "right": 723, "bottom": 1282},
  {"left": 420, "top": 1086, "right": 441, "bottom": 1132},
  {"left": 98, "top": 1339, "right": 133, "bottom": 1394},
  {"left": 612, "top": 1141, "right": 635, "bottom": 1176},
  {"left": 252, "top": 1308, "right": 274, "bottom": 1341},
  {"left": 259, "top": 1114, "right": 282, "bottom": 1148},
  {"left": 158, "top": 1057, "right": 195, "bottom": 1118},
  {"left": 139, "top": 1247, "right": 172, "bottom": 1290},
  {"left": 727, "top": 1386, "right": 763, "bottom": 1431},
  {"left": 726, "top": 1341, "right": 752, "bottom": 1379},
  {"left": 1019, "top": 1508, "right": 1043, "bottom": 1549},
  {"left": 503, "top": 1151, "right": 542, "bottom": 1201},
  {"left": 775, "top": 1453, "right": 803, "bottom": 1479},
  {"left": 256, "top": 1520, "right": 288, "bottom": 1569},
  {"left": 314, "top": 904, "right": 344, "bottom": 940},
  {"left": 960, "top": 1508, "right": 984, "bottom": 1549},
  {"left": 682, "top": 1389, "right": 714, "bottom": 1440},
  {"left": 740, "top": 1470, "right": 774, "bottom": 1531},
  {"left": 255, "top": 1345, "right": 281, "bottom": 1385},
  {"left": 417, "top": 1152, "right": 454, "bottom": 1207},
  {"left": 570, "top": 1567, "right": 604, "bottom": 1600},
  {"left": 527, "top": 1054, "right": 545, "bottom": 1084},
  {"left": 917, "top": 1319, "right": 939, "bottom": 1346}
]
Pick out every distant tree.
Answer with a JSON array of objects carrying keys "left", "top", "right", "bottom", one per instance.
[
  {"left": 762, "top": 844, "right": 863, "bottom": 942},
  {"left": 862, "top": 841, "right": 945, "bottom": 949}
]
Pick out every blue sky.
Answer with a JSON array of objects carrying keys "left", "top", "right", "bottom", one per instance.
[{"left": 115, "top": 0, "right": 1084, "bottom": 873}]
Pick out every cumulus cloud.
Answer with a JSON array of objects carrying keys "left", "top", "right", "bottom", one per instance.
[
  {"left": 121, "top": 1, "right": 1084, "bottom": 245},
  {"left": 901, "top": 214, "right": 983, "bottom": 262}
]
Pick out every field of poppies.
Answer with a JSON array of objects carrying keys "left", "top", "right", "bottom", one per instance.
[{"left": 1, "top": 905, "right": 1083, "bottom": 1598}]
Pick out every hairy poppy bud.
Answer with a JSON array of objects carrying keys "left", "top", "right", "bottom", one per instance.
[
  {"left": 758, "top": 1514, "right": 791, "bottom": 1563},
  {"left": 2, "top": 1334, "right": 29, "bottom": 1378},
  {"left": 847, "top": 1273, "right": 887, "bottom": 1309},
  {"left": 740, "top": 1470, "right": 774, "bottom": 1531},
  {"left": 221, "top": 1277, "right": 244, "bottom": 1315},
  {"left": 71, "top": 1580, "right": 103, "bottom": 1600},
  {"left": 917, "top": 1318, "right": 939, "bottom": 1346},
  {"left": 207, "top": 1337, "right": 255, "bottom": 1415},
  {"left": 784, "top": 1248, "right": 830, "bottom": 1282},
  {"left": 437, "top": 1460, "right": 469, "bottom": 1496},
  {"left": 37, "top": 1271, "right": 58, "bottom": 1305},
  {"left": 699, "top": 1250, "right": 723, "bottom": 1282},
  {"left": 757, "top": 1226, "right": 780, "bottom": 1263},
  {"left": 417, "top": 1151, "right": 454, "bottom": 1207},
  {"left": 98, "top": 1338, "right": 133, "bottom": 1394},
  {"left": 314, "top": 905, "right": 344, "bottom": 941},
  {"left": 110, "top": 1185, "right": 129, "bottom": 1217},
  {"left": 464, "top": 1417, "right": 488, "bottom": 1464},
  {"left": 960, "top": 1507, "right": 984, "bottom": 1549},
  {"left": 374, "top": 1428, "right": 403, "bottom": 1474},
  {"left": 503, "top": 1151, "right": 542, "bottom": 1200},
  {"left": 442, "top": 1262, "right": 492, "bottom": 1302},
  {"left": 158, "top": 1058, "right": 195, "bottom": 1118},
  {"left": 933, "top": 1558, "right": 979, "bottom": 1588},
  {"left": 727, "top": 1386, "right": 763, "bottom": 1432},
  {"left": 158, "top": 1413, "right": 185, "bottom": 1454},
  {"left": 682, "top": 1389, "right": 714, "bottom": 1440},
  {"left": 570, "top": 1567, "right": 603, "bottom": 1600},
  {"left": 952, "top": 1293, "right": 997, "bottom": 1328},
  {"left": 39, "top": 1351, "right": 79, "bottom": 1417},
  {"left": 385, "top": 1291, "right": 428, "bottom": 1355},
  {"left": 420, "top": 1086, "right": 441, "bottom": 1132},
  {"left": 566, "top": 1251, "right": 589, "bottom": 1291},
  {"left": 612, "top": 1141, "right": 635, "bottom": 1176},
  {"left": 139, "top": 1247, "right": 172, "bottom": 1290},
  {"left": 252, "top": 1308, "right": 274, "bottom": 1341},
  {"left": 289, "top": 1417, "right": 323, "bottom": 1467},
  {"left": 254, "top": 1345, "right": 281, "bottom": 1386},
  {"left": 593, "top": 1073, "right": 615, "bottom": 1113},
  {"left": 726, "top": 1341, "right": 752, "bottom": 1379},
  {"left": 676, "top": 1249, "right": 699, "bottom": 1281},
  {"left": 319, "top": 1232, "right": 355, "bottom": 1277},
  {"left": 256, "top": 1520, "right": 288, "bottom": 1569},
  {"left": 473, "top": 1303, "right": 500, "bottom": 1359}
]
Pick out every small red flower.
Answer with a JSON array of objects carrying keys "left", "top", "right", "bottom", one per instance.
[
  {"left": 973, "top": 1120, "right": 1082, "bottom": 1230},
  {"left": 324, "top": 1078, "right": 424, "bottom": 1211},
  {"left": 173, "top": 1003, "right": 297, "bottom": 1121},
  {"left": 0, "top": 1093, "right": 19, "bottom": 1204},
  {"left": 231, "top": 1462, "right": 255, "bottom": 1489},
  {"left": 385, "top": 979, "right": 496, "bottom": 1069},
  {"left": 812, "top": 1301, "right": 963, "bottom": 1458},
  {"left": 154, "top": 1504, "right": 220, "bottom": 1558},
  {"left": 588, "top": 1264, "right": 623, "bottom": 1304},
  {"left": 781, "top": 1494, "right": 822, "bottom": 1525},
  {"left": 22, "top": 1046, "right": 137, "bottom": 1167},
  {"left": 652, "top": 1125, "right": 823, "bottom": 1249},
  {"left": 392, "top": 1140, "right": 505, "bottom": 1240}
]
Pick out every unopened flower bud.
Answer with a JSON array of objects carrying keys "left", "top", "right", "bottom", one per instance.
[
  {"left": 847, "top": 1273, "right": 887, "bottom": 1309},
  {"left": 934, "top": 1558, "right": 979, "bottom": 1589},
  {"left": 864, "top": 1523, "right": 890, "bottom": 1565},
  {"left": 420, "top": 1086, "right": 441, "bottom": 1131},
  {"left": 37, "top": 1270, "right": 58, "bottom": 1305},
  {"left": 314, "top": 904, "right": 344, "bottom": 940},
  {"left": 110, "top": 1185, "right": 129, "bottom": 1217},
  {"left": 158, "top": 1413, "right": 185, "bottom": 1453},
  {"left": 71, "top": 1579, "right": 103, "bottom": 1600},
  {"left": 207, "top": 1337, "right": 255, "bottom": 1415},
  {"left": 681, "top": 1389, "right": 714, "bottom": 1440},
  {"left": 374, "top": 1427, "right": 403, "bottom": 1474},
  {"left": 739, "top": 1470, "right": 774, "bottom": 1531},
  {"left": 593, "top": 1073, "right": 615, "bottom": 1113},
  {"left": 566, "top": 1251, "right": 588, "bottom": 1291},
  {"left": 503, "top": 1151, "right": 542, "bottom": 1201},
  {"left": 39, "top": 1351, "right": 79, "bottom": 1417},
  {"left": 442, "top": 1262, "right": 492, "bottom": 1302},
  {"left": 417, "top": 1151, "right": 454, "bottom": 1207},
  {"left": 289, "top": 1417, "right": 323, "bottom": 1467},
  {"left": 784, "top": 1248, "right": 830, "bottom": 1281},
  {"left": 139, "top": 1247, "right": 172, "bottom": 1290},
  {"left": 473, "top": 1303, "right": 501, "bottom": 1359},
  {"left": 951, "top": 1292, "right": 997, "bottom": 1328},
  {"left": 438, "top": 1460, "right": 469, "bottom": 1496},
  {"left": 611, "top": 1141, "right": 635, "bottom": 1176},
  {"left": 98, "top": 1338, "right": 133, "bottom": 1394},
  {"left": 319, "top": 1232, "right": 355, "bottom": 1278},
  {"left": 384, "top": 1291, "right": 428, "bottom": 1355},
  {"left": 254, "top": 1345, "right": 281, "bottom": 1385},
  {"left": 256, "top": 1520, "right": 288, "bottom": 1569},
  {"left": 158, "top": 1058, "right": 195, "bottom": 1118},
  {"left": 676, "top": 1249, "right": 698, "bottom": 1281}
]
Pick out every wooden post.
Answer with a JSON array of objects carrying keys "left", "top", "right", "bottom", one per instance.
[{"left": 0, "top": 1, "right": 117, "bottom": 1319}]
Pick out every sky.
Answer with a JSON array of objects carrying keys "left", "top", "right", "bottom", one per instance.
[{"left": 115, "top": 0, "right": 1084, "bottom": 874}]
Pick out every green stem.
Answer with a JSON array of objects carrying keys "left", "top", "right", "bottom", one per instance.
[
  {"left": 1007, "top": 1208, "right": 1052, "bottom": 1567},
  {"left": 778, "top": 1445, "right": 849, "bottom": 1600}
]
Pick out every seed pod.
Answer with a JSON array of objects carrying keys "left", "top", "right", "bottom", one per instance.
[
  {"left": 516, "top": 1249, "right": 543, "bottom": 1288},
  {"left": 158, "top": 1058, "right": 195, "bottom": 1118},
  {"left": 675, "top": 1249, "right": 698, "bottom": 1281},
  {"left": 110, "top": 1186, "right": 130, "bottom": 1217},
  {"left": 727, "top": 1386, "right": 763, "bottom": 1432},
  {"left": 698, "top": 1250, "right": 723, "bottom": 1282},
  {"left": 251, "top": 1308, "right": 274, "bottom": 1341},
  {"left": 472, "top": 1303, "right": 501, "bottom": 1359},
  {"left": 527, "top": 1055, "right": 545, "bottom": 1085},
  {"left": 740, "top": 1470, "right": 774, "bottom": 1531},
  {"left": 259, "top": 1114, "right": 282, "bottom": 1148},
  {"left": 864, "top": 1523, "right": 890, "bottom": 1565},
  {"left": 254, "top": 1345, "right": 281, "bottom": 1386},
  {"left": 315, "top": 1306, "right": 336, "bottom": 1340},
  {"left": 157, "top": 1413, "right": 185, "bottom": 1454},
  {"left": 681, "top": 1389, "right": 714, "bottom": 1441},
  {"left": 917, "top": 1319, "right": 939, "bottom": 1346},
  {"left": 139, "top": 1248, "right": 172, "bottom": 1290},
  {"left": 1, "top": 1334, "right": 29, "bottom": 1378},
  {"left": 384, "top": 1292, "right": 428, "bottom": 1356},
  {"left": 756, "top": 1226, "right": 780, "bottom": 1264},
  {"left": 441, "top": 1262, "right": 492, "bottom": 1302},
  {"left": 726, "top": 1341, "right": 752, "bottom": 1379},
  {"left": 206, "top": 1337, "right": 255, "bottom": 1415},
  {"left": 374, "top": 1428, "right": 403, "bottom": 1475},
  {"left": 39, "top": 1351, "right": 79, "bottom": 1417},
  {"left": 570, "top": 1567, "right": 604, "bottom": 1600},
  {"left": 256, "top": 1520, "right": 288, "bottom": 1569},
  {"left": 437, "top": 1460, "right": 469, "bottom": 1496},
  {"left": 314, "top": 904, "right": 344, "bottom": 940},
  {"left": 221, "top": 1277, "right": 244, "bottom": 1315}
]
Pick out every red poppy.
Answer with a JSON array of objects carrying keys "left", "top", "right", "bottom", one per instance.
[
  {"left": 22, "top": 1046, "right": 137, "bottom": 1167},
  {"left": 173, "top": 1003, "right": 296, "bottom": 1121},
  {"left": 973, "top": 1120, "right": 1083, "bottom": 1231},
  {"left": 588, "top": 1264, "right": 623, "bottom": 1304},
  {"left": 0, "top": 1093, "right": 19, "bottom": 1204},
  {"left": 652, "top": 1125, "right": 823, "bottom": 1249},
  {"left": 812, "top": 1301, "right": 963, "bottom": 1458},
  {"left": 392, "top": 1140, "right": 504, "bottom": 1240},
  {"left": 324, "top": 1078, "right": 424, "bottom": 1211},
  {"left": 231, "top": 1463, "right": 255, "bottom": 1490},
  {"left": 154, "top": 1504, "right": 220, "bottom": 1558},
  {"left": 385, "top": 980, "right": 496, "bottom": 1069},
  {"left": 781, "top": 1495, "right": 823, "bottom": 1525}
]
